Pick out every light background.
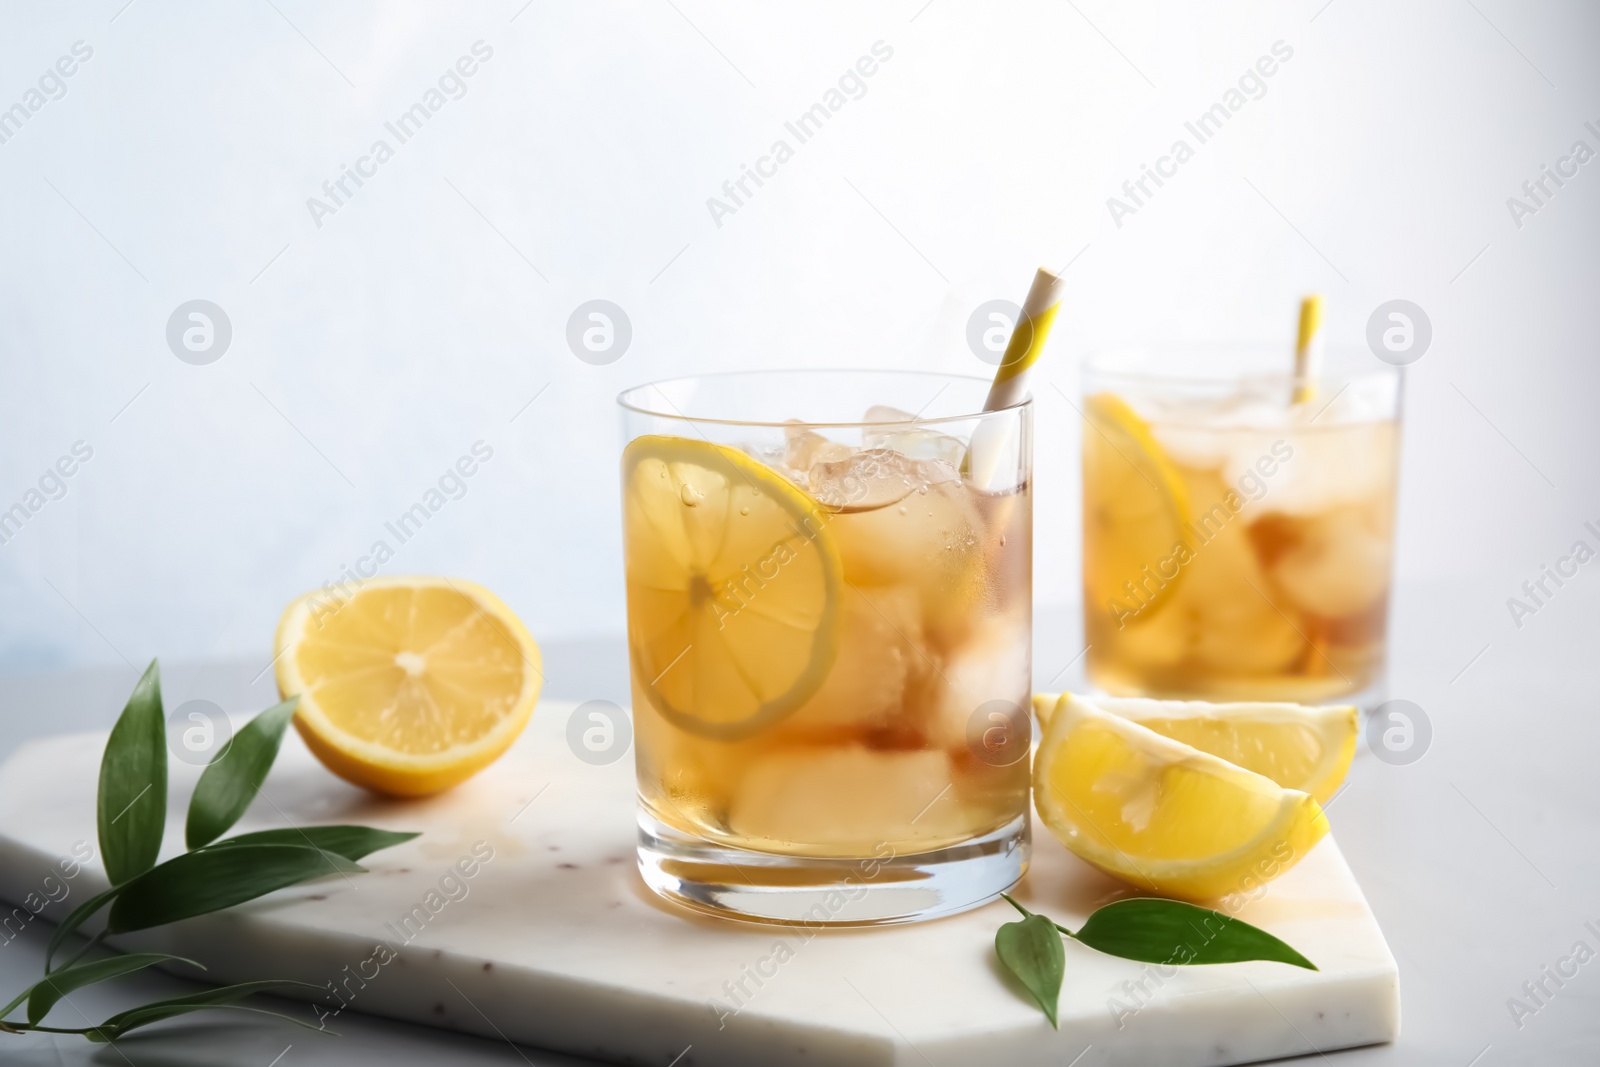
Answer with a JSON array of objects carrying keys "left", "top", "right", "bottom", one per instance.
[{"left": 0, "top": 0, "right": 1596, "bottom": 676}]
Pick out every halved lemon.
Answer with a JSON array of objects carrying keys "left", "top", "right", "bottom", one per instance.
[
  {"left": 275, "top": 576, "right": 541, "bottom": 796},
  {"left": 1033, "top": 694, "right": 1329, "bottom": 900},
  {"left": 1081, "top": 393, "right": 1190, "bottom": 621},
  {"left": 622, "top": 435, "right": 842, "bottom": 740},
  {"left": 1032, "top": 692, "right": 1357, "bottom": 802}
]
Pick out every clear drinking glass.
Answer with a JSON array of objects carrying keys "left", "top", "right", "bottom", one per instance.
[
  {"left": 1080, "top": 346, "right": 1402, "bottom": 705},
  {"left": 618, "top": 370, "right": 1032, "bottom": 926}
]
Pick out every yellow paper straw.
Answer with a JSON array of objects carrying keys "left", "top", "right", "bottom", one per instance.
[
  {"left": 1292, "top": 294, "right": 1322, "bottom": 404},
  {"left": 984, "top": 267, "right": 1068, "bottom": 412},
  {"left": 966, "top": 267, "right": 1066, "bottom": 489}
]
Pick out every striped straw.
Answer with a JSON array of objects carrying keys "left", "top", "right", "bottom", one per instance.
[
  {"left": 965, "top": 267, "right": 1066, "bottom": 489},
  {"left": 984, "top": 267, "right": 1068, "bottom": 412},
  {"left": 1292, "top": 294, "right": 1322, "bottom": 404}
]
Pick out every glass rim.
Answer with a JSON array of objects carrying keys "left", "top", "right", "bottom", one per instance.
[
  {"left": 615, "top": 368, "right": 1031, "bottom": 430},
  {"left": 1083, "top": 342, "right": 1400, "bottom": 390}
]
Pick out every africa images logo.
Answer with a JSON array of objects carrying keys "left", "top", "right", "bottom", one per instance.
[
  {"left": 0, "top": 40, "right": 93, "bottom": 147},
  {"left": 1105, "top": 40, "right": 1294, "bottom": 228},
  {"left": 704, "top": 41, "right": 894, "bottom": 228},
  {"left": 305, "top": 42, "right": 495, "bottom": 228}
]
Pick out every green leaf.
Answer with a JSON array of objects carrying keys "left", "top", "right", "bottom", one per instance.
[
  {"left": 38, "top": 828, "right": 408, "bottom": 972},
  {"left": 27, "top": 953, "right": 202, "bottom": 1025},
  {"left": 185, "top": 698, "right": 298, "bottom": 849},
  {"left": 98, "top": 660, "right": 167, "bottom": 886},
  {"left": 994, "top": 907, "right": 1065, "bottom": 1028},
  {"left": 1070, "top": 898, "right": 1317, "bottom": 970},
  {"left": 85, "top": 980, "right": 325, "bottom": 1041},
  {"left": 107, "top": 844, "right": 364, "bottom": 934},
  {"left": 213, "top": 825, "right": 418, "bottom": 861},
  {"left": 42, "top": 885, "right": 118, "bottom": 973}
]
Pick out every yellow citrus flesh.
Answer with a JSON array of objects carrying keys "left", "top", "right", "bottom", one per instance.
[
  {"left": 1033, "top": 694, "right": 1329, "bottom": 900},
  {"left": 1082, "top": 392, "right": 1190, "bottom": 620},
  {"left": 622, "top": 435, "right": 842, "bottom": 740},
  {"left": 275, "top": 576, "right": 541, "bottom": 796},
  {"left": 1032, "top": 692, "right": 1357, "bottom": 802}
]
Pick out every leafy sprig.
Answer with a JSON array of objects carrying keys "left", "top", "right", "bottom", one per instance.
[
  {"left": 994, "top": 893, "right": 1316, "bottom": 1028},
  {"left": 1, "top": 659, "right": 418, "bottom": 1042}
]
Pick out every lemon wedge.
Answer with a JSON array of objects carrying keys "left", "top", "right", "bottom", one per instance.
[
  {"left": 1081, "top": 392, "right": 1190, "bottom": 620},
  {"left": 275, "top": 576, "right": 541, "bottom": 796},
  {"left": 1032, "top": 692, "right": 1356, "bottom": 802},
  {"left": 1033, "top": 694, "right": 1329, "bottom": 900},
  {"left": 622, "top": 435, "right": 842, "bottom": 740}
]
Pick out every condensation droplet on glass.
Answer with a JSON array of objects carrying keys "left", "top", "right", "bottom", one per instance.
[
  {"left": 898, "top": 505, "right": 908, "bottom": 515},
  {"left": 738, "top": 505, "right": 750, "bottom": 516},
  {"left": 680, "top": 483, "right": 703, "bottom": 507}
]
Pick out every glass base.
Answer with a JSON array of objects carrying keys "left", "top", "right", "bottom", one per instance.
[{"left": 636, "top": 808, "right": 1029, "bottom": 927}]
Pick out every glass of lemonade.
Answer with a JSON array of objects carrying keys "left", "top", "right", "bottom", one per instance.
[
  {"left": 1081, "top": 346, "right": 1401, "bottom": 704},
  {"left": 618, "top": 371, "right": 1032, "bottom": 926}
]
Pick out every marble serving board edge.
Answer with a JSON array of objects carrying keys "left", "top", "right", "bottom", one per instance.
[{"left": 0, "top": 702, "right": 1400, "bottom": 1066}]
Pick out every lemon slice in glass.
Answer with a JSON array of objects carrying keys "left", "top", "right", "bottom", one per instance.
[
  {"left": 275, "top": 576, "right": 541, "bottom": 796},
  {"left": 1081, "top": 392, "right": 1190, "bottom": 620},
  {"left": 623, "top": 435, "right": 843, "bottom": 740},
  {"left": 1033, "top": 694, "right": 1329, "bottom": 900},
  {"left": 1032, "top": 692, "right": 1357, "bottom": 803}
]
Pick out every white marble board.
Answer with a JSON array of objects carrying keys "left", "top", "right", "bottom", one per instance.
[{"left": 0, "top": 701, "right": 1399, "bottom": 1066}]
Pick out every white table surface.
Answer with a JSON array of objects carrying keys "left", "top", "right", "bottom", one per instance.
[{"left": 1, "top": 583, "right": 1596, "bottom": 1066}]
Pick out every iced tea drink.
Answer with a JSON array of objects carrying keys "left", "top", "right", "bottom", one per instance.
[
  {"left": 619, "top": 371, "right": 1031, "bottom": 925},
  {"left": 1082, "top": 351, "right": 1400, "bottom": 703}
]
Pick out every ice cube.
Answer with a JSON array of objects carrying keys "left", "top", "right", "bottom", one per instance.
[
  {"left": 1183, "top": 523, "right": 1304, "bottom": 674},
  {"left": 1264, "top": 504, "right": 1393, "bottom": 619},
  {"left": 728, "top": 746, "right": 969, "bottom": 850},
  {"left": 918, "top": 613, "right": 1031, "bottom": 751},
  {"left": 862, "top": 405, "right": 968, "bottom": 468},
  {"left": 1314, "top": 375, "right": 1399, "bottom": 424},
  {"left": 778, "top": 585, "right": 923, "bottom": 738},
  {"left": 807, "top": 447, "right": 958, "bottom": 511},
  {"left": 821, "top": 461, "right": 978, "bottom": 583},
  {"left": 743, "top": 442, "right": 794, "bottom": 481},
  {"left": 1139, "top": 393, "right": 1269, "bottom": 469},
  {"left": 1229, "top": 421, "right": 1398, "bottom": 517},
  {"left": 863, "top": 404, "right": 917, "bottom": 424},
  {"left": 1147, "top": 424, "right": 1229, "bottom": 470},
  {"left": 1189, "top": 599, "right": 1303, "bottom": 675},
  {"left": 784, "top": 421, "right": 852, "bottom": 475}
]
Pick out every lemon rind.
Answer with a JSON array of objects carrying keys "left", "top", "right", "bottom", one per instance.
[
  {"left": 1032, "top": 694, "right": 1330, "bottom": 900},
  {"left": 621, "top": 434, "right": 844, "bottom": 742},
  {"left": 275, "top": 576, "right": 542, "bottom": 776},
  {"left": 1032, "top": 691, "right": 1357, "bottom": 802},
  {"left": 1082, "top": 392, "right": 1193, "bottom": 619}
]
